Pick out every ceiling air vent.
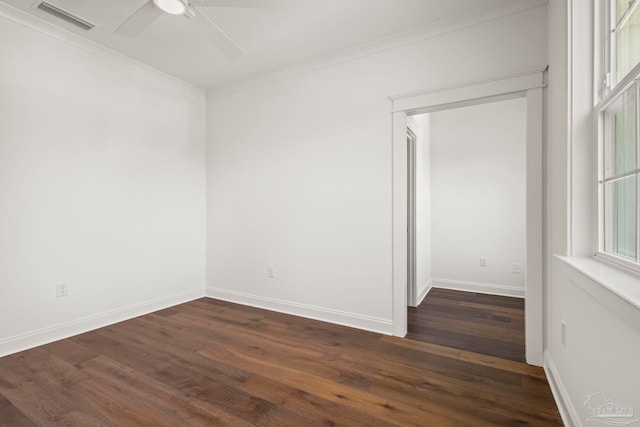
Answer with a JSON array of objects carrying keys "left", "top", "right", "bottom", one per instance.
[{"left": 36, "top": 2, "right": 94, "bottom": 31}]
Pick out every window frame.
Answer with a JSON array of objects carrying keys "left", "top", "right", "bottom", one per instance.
[
  {"left": 603, "top": 0, "right": 640, "bottom": 93},
  {"left": 595, "top": 0, "right": 640, "bottom": 272}
]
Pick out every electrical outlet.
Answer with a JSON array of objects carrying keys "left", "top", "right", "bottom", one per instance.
[
  {"left": 56, "top": 282, "right": 68, "bottom": 298},
  {"left": 479, "top": 257, "right": 487, "bottom": 267},
  {"left": 268, "top": 265, "right": 276, "bottom": 278},
  {"left": 561, "top": 320, "right": 566, "bottom": 345},
  {"left": 512, "top": 263, "right": 522, "bottom": 274}
]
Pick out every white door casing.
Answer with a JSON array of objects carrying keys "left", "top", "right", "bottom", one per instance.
[{"left": 389, "top": 67, "right": 546, "bottom": 366}]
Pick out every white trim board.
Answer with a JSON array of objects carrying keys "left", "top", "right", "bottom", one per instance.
[
  {"left": 431, "top": 279, "right": 525, "bottom": 298},
  {"left": 205, "top": 287, "right": 394, "bottom": 336},
  {"left": 0, "top": 288, "right": 204, "bottom": 358},
  {"left": 414, "top": 280, "right": 433, "bottom": 307},
  {"left": 544, "top": 351, "right": 582, "bottom": 427},
  {"left": 390, "top": 67, "right": 547, "bottom": 113}
]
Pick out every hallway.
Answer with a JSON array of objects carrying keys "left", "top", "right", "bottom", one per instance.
[{"left": 408, "top": 288, "right": 526, "bottom": 362}]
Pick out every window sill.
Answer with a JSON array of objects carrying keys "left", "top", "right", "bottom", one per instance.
[{"left": 556, "top": 255, "right": 640, "bottom": 311}]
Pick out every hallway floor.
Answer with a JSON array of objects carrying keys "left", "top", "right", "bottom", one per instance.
[{"left": 408, "top": 288, "right": 526, "bottom": 362}]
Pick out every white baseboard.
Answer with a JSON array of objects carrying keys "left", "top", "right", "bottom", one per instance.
[
  {"left": 0, "top": 288, "right": 204, "bottom": 358},
  {"left": 416, "top": 280, "right": 432, "bottom": 306},
  {"left": 205, "top": 287, "right": 394, "bottom": 335},
  {"left": 431, "top": 278, "right": 525, "bottom": 298},
  {"left": 543, "top": 351, "right": 582, "bottom": 427}
]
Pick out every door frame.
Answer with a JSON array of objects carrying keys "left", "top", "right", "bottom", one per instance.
[
  {"left": 406, "top": 128, "right": 417, "bottom": 307},
  {"left": 389, "top": 67, "right": 546, "bottom": 366}
]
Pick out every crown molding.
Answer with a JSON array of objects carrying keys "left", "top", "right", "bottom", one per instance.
[
  {"left": 206, "top": 0, "right": 548, "bottom": 99},
  {"left": 0, "top": 1, "right": 205, "bottom": 98}
]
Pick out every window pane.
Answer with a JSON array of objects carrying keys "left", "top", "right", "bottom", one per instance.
[
  {"left": 617, "top": 0, "right": 631, "bottom": 21},
  {"left": 604, "top": 176, "right": 637, "bottom": 259},
  {"left": 604, "top": 84, "right": 637, "bottom": 178},
  {"left": 616, "top": 3, "right": 640, "bottom": 80}
]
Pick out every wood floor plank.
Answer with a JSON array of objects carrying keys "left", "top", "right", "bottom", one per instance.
[
  {"left": 0, "top": 393, "right": 36, "bottom": 427},
  {"left": 0, "top": 292, "right": 561, "bottom": 426},
  {"left": 78, "top": 356, "right": 253, "bottom": 427},
  {"left": 408, "top": 288, "right": 527, "bottom": 361},
  {"left": 378, "top": 335, "right": 545, "bottom": 379},
  {"left": 197, "top": 345, "right": 461, "bottom": 426},
  {"left": 243, "top": 376, "right": 397, "bottom": 427}
]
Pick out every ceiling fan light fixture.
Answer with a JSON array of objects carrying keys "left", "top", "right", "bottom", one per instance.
[{"left": 153, "top": 0, "right": 186, "bottom": 15}]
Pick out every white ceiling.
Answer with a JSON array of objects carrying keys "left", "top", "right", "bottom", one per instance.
[{"left": 1, "top": 0, "right": 533, "bottom": 91}]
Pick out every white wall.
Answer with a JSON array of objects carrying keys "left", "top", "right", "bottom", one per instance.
[
  {"left": 206, "top": 5, "right": 547, "bottom": 333},
  {"left": 545, "top": 0, "right": 640, "bottom": 425},
  {"left": 429, "top": 98, "right": 526, "bottom": 296},
  {"left": 0, "top": 8, "right": 206, "bottom": 356}
]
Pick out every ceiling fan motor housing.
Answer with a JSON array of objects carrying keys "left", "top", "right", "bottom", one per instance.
[{"left": 152, "top": 0, "right": 186, "bottom": 15}]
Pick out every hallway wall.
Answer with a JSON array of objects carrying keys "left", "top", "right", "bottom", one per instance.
[{"left": 430, "top": 98, "right": 527, "bottom": 296}]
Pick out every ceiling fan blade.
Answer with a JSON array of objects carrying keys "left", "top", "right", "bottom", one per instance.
[
  {"left": 191, "top": 0, "right": 283, "bottom": 9},
  {"left": 115, "top": 1, "right": 164, "bottom": 37},
  {"left": 191, "top": 11, "right": 244, "bottom": 58}
]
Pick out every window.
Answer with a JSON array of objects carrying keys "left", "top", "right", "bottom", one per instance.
[
  {"left": 610, "top": 0, "right": 640, "bottom": 85},
  {"left": 597, "top": 0, "right": 640, "bottom": 268}
]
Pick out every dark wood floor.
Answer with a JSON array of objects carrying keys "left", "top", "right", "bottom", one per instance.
[
  {"left": 0, "top": 292, "right": 561, "bottom": 426},
  {"left": 408, "top": 288, "right": 526, "bottom": 362}
]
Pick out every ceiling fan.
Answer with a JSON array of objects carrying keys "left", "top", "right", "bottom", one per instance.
[{"left": 115, "top": 0, "right": 280, "bottom": 58}]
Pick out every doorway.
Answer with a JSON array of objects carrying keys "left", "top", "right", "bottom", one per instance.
[
  {"left": 407, "top": 97, "right": 527, "bottom": 303},
  {"left": 389, "top": 69, "right": 545, "bottom": 366},
  {"left": 406, "top": 97, "right": 528, "bottom": 362}
]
